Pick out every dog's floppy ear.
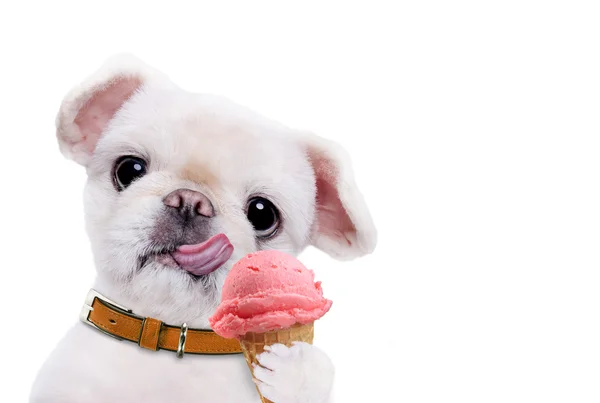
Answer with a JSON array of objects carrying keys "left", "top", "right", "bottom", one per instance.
[
  {"left": 56, "top": 54, "right": 165, "bottom": 166},
  {"left": 302, "top": 133, "right": 377, "bottom": 260}
]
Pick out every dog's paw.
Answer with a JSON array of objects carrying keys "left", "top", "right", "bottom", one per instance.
[{"left": 253, "top": 342, "right": 334, "bottom": 403}]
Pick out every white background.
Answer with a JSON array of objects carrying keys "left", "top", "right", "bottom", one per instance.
[{"left": 1, "top": 1, "right": 599, "bottom": 402}]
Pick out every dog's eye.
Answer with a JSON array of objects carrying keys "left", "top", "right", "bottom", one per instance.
[
  {"left": 114, "top": 157, "right": 147, "bottom": 191},
  {"left": 246, "top": 197, "right": 280, "bottom": 238}
]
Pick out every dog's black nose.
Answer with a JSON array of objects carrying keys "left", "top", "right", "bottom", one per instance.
[{"left": 163, "top": 188, "right": 215, "bottom": 219}]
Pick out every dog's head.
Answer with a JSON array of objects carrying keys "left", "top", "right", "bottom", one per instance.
[{"left": 56, "top": 55, "right": 376, "bottom": 325}]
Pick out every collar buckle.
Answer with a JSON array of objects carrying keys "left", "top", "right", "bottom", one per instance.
[{"left": 80, "top": 289, "right": 134, "bottom": 341}]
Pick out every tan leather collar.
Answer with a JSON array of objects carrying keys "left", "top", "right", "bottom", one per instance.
[{"left": 80, "top": 289, "right": 241, "bottom": 357}]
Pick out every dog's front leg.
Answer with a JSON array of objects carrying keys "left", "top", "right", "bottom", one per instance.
[{"left": 253, "top": 342, "right": 334, "bottom": 403}]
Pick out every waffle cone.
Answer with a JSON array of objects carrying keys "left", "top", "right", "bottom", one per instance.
[{"left": 239, "top": 322, "right": 315, "bottom": 403}]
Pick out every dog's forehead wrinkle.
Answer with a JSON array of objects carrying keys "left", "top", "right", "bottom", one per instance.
[{"left": 178, "top": 159, "right": 220, "bottom": 190}]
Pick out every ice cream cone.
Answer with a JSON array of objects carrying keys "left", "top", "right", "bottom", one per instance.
[
  {"left": 239, "top": 322, "right": 315, "bottom": 403},
  {"left": 209, "top": 251, "right": 331, "bottom": 403}
]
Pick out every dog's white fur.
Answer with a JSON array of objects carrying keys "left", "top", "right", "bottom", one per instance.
[{"left": 30, "top": 55, "right": 376, "bottom": 403}]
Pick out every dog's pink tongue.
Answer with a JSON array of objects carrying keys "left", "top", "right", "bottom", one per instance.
[{"left": 171, "top": 234, "right": 234, "bottom": 276}]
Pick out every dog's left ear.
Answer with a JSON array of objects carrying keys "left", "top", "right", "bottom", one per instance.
[{"left": 301, "top": 133, "right": 377, "bottom": 260}]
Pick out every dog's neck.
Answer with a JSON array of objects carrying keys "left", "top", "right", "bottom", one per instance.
[{"left": 92, "top": 274, "right": 218, "bottom": 329}]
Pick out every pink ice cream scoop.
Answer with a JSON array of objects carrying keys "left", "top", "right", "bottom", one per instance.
[{"left": 209, "top": 250, "right": 332, "bottom": 339}]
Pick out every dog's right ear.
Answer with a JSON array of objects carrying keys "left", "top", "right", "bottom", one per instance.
[{"left": 56, "top": 54, "right": 165, "bottom": 166}]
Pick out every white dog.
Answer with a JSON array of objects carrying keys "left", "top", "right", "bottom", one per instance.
[{"left": 30, "top": 55, "right": 377, "bottom": 403}]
